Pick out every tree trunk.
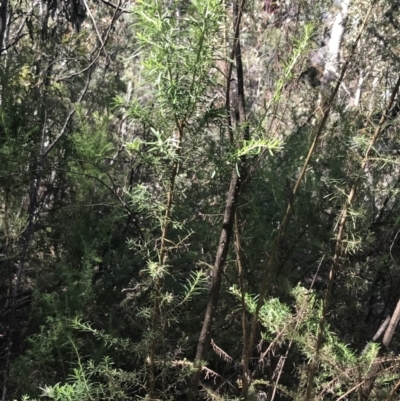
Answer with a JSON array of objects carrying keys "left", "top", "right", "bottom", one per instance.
[
  {"left": 190, "top": 170, "right": 241, "bottom": 391},
  {"left": 190, "top": 0, "right": 248, "bottom": 396},
  {"left": 321, "top": 0, "right": 350, "bottom": 89},
  {"left": 361, "top": 299, "right": 400, "bottom": 401},
  {"left": 0, "top": 0, "right": 8, "bottom": 55}
]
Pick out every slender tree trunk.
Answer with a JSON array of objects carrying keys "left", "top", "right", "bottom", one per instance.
[
  {"left": 382, "top": 301, "right": 400, "bottom": 346},
  {"left": 361, "top": 316, "right": 390, "bottom": 355},
  {"left": 190, "top": 0, "right": 248, "bottom": 396},
  {"left": 0, "top": 0, "right": 8, "bottom": 55},
  {"left": 321, "top": 0, "right": 349, "bottom": 90},
  {"left": 360, "top": 299, "right": 400, "bottom": 401},
  {"left": 190, "top": 169, "right": 240, "bottom": 384}
]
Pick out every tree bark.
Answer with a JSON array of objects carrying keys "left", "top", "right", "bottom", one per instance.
[
  {"left": 190, "top": 169, "right": 240, "bottom": 386},
  {"left": 361, "top": 299, "right": 400, "bottom": 401},
  {"left": 321, "top": 0, "right": 350, "bottom": 89},
  {"left": 0, "top": 0, "right": 8, "bottom": 55},
  {"left": 190, "top": 0, "right": 248, "bottom": 396},
  {"left": 382, "top": 300, "right": 400, "bottom": 347},
  {"left": 361, "top": 315, "right": 390, "bottom": 355}
]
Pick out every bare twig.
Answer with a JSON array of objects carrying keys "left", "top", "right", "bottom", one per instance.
[
  {"left": 57, "top": 0, "right": 122, "bottom": 82},
  {"left": 43, "top": 67, "right": 93, "bottom": 157},
  {"left": 98, "top": 0, "right": 130, "bottom": 13},
  {"left": 82, "top": 0, "right": 108, "bottom": 58}
]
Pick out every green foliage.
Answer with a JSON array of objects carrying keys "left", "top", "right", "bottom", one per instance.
[
  {"left": 71, "top": 110, "right": 114, "bottom": 162},
  {"left": 133, "top": 0, "right": 223, "bottom": 120},
  {"left": 4, "top": 0, "right": 400, "bottom": 400},
  {"left": 176, "top": 270, "right": 208, "bottom": 307},
  {"left": 231, "top": 283, "right": 395, "bottom": 399},
  {"left": 235, "top": 138, "right": 283, "bottom": 158},
  {"left": 24, "top": 354, "right": 136, "bottom": 401},
  {"left": 273, "top": 23, "right": 314, "bottom": 103}
]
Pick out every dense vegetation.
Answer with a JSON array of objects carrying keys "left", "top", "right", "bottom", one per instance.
[{"left": 1, "top": 0, "right": 400, "bottom": 399}]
